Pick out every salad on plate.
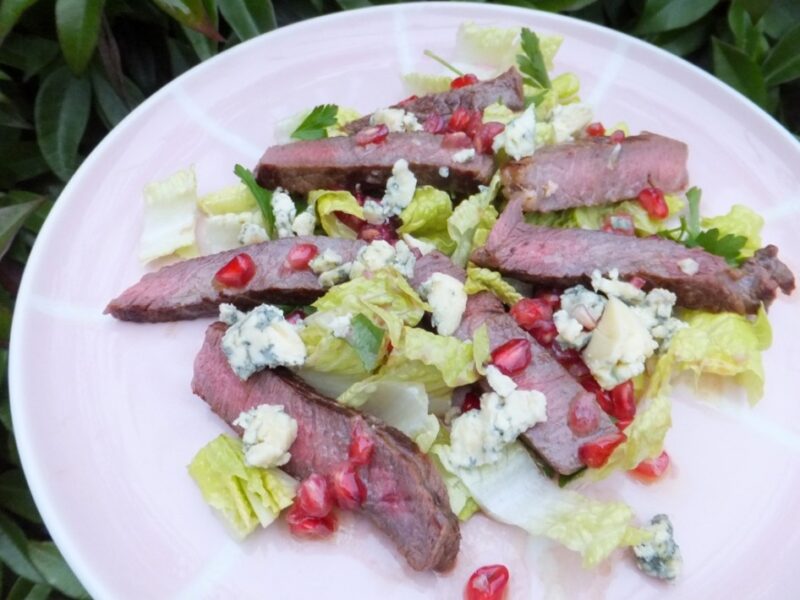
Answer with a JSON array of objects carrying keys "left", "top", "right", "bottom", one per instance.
[{"left": 104, "top": 21, "right": 795, "bottom": 597}]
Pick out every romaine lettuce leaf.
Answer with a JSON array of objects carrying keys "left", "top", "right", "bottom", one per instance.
[
  {"left": 402, "top": 72, "right": 452, "bottom": 95},
  {"left": 482, "top": 101, "right": 517, "bottom": 125},
  {"left": 310, "top": 190, "right": 364, "bottom": 239},
  {"left": 188, "top": 435, "right": 297, "bottom": 539},
  {"left": 299, "top": 321, "right": 371, "bottom": 377},
  {"left": 455, "top": 22, "right": 562, "bottom": 72},
  {"left": 396, "top": 327, "right": 484, "bottom": 388},
  {"left": 701, "top": 204, "right": 763, "bottom": 259},
  {"left": 448, "top": 174, "right": 501, "bottom": 266},
  {"left": 139, "top": 166, "right": 198, "bottom": 262},
  {"left": 198, "top": 183, "right": 257, "bottom": 215},
  {"left": 198, "top": 211, "right": 264, "bottom": 255},
  {"left": 398, "top": 186, "right": 456, "bottom": 254},
  {"left": 430, "top": 443, "right": 480, "bottom": 521},
  {"left": 464, "top": 267, "right": 523, "bottom": 305}
]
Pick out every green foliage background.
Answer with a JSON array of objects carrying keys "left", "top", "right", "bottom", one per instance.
[{"left": 0, "top": 0, "right": 798, "bottom": 596}]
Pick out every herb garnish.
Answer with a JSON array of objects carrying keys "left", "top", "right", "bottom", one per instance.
[
  {"left": 291, "top": 104, "right": 339, "bottom": 140},
  {"left": 346, "top": 314, "right": 385, "bottom": 372},
  {"left": 660, "top": 187, "right": 748, "bottom": 265},
  {"left": 234, "top": 163, "right": 275, "bottom": 238},
  {"left": 517, "top": 28, "right": 551, "bottom": 90}
]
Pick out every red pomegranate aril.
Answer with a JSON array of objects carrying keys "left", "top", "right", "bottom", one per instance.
[
  {"left": 285, "top": 309, "right": 306, "bottom": 325},
  {"left": 334, "top": 210, "right": 366, "bottom": 233},
  {"left": 442, "top": 131, "right": 473, "bottom": 149},
  {"left": 637, "top": 187, "right": 669, "bottom": 220},
  {"left": 423, "top": 113, "right": 447, "bottom": 134},
  {"left": 474, "top": 122, "right": 506, "bottom": 154},
  {"left": 601, "top": 213, "right": 635, "bottom": 236},
  {"left": 447, "top": 107, "right": 474, "bottom": 133},
  {"left": 296, "top": 474, "right": 334, "bottom": 518},
  {"left": 286, "top": 243, "right": 319, "bottom": 270},
  {"left": 549, "top": 343, "right": 581, "bottom": 365},
  {"left": 465, "top": 564, "right": 510, "bottom": 600},
  {"left": 586, "top": 122, "right": 605, "bottom": 137},
  {"left": 462, "top": 391, "right": 481, "bottom": 413},
  {"left": 331, "top": 463, "right": 367, "bottom": 510},
  {"left": 578, "top": 432, "right": 627, "bottom": 468},
  {"left": 580, "top": 375, "right": 614, "bottom": 414},
  {"left": 630, "top": 450, "right": 670, "bottom": 481},
  {"left": 610, "top": 380, "right": 636, "bottom": 421},
  {"left": 348, "top": 424, "right": 375, "bottom": 467},
  {"left": 629, "top": 276, "right": 647, "bottom": 289},
  {"left": 510, "top": 298, "right": 553, "bottom": 330},
  {"left": 214, "top": 253, "right": 256, "bottom": 288},
  {"left": 451, "top": 73, "right": 479, "bottom": 89},
  {"left": 536, "top": 290, "right": 561, "bottom": 310},
  {"left": 286, "top": 504, "right": 337, "bottom": 539},
  {"left": 464, "top": 111, "right": 484, "bottom": 138},
  {"left": 358, "top": 222, "right": 397, "bottom": 243},
  {"left": 616, "top": 418, "right": 633, "bottom": 431},
  {"left": 609, "top": 129, "right": 626, "bottom": 144},
  {"left": 568, "top": 394, "right": 601, "bottom": 436},
  {"left": 530, "top": 319, "right": 557, "bottom": 346},
  {"left": 490, "top": 338, "right": 532, "bottom": 376},
  {"left": 355, "top": 124, "right": 389, "bottom": 146}
]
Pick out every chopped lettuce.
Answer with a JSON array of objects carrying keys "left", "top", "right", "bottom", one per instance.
[
  {"left": 139, "top": 166, "right": 198, "bottom": 262},
  {"left": 274, "top": 106, "right": 360, "bottom": 142},
  {"left": 328, "top": 106, "right": 361, "bottom": 136},
  {"left": 482, "top": 101, "right": 517, "bottom": 125},
  {"left": 299, "top": 320, "right": 373, "bottom": 377},
  {"left": 448, "top": 174, "right": 501, "bottom": 267},
  {"left": 198, "top": 211, "right": 264, "bottom": 255},
  {"left": 311, "top": 190, "right": 364, "bottom": 239},
  {"left": 402, "top": 72, "right": 452, "bottom": 95},
  {"left": 552, "top": 72, "right": 580, "bottom": 103},
  {"left": 398, "top": 186, "right": 456, "bottom": 254},
  {"left": 455, "top": 22, "right": 562, "bottom": 72},
  {"left": 701, "top": 204, "right": 763, "bottom": 259},
  {"left": 464, "top": 267, "right": 523, "bottom": 305},
  {"left": 648, "top": 307, "right": 772, "bottom": 404},
  {"left": 445, "top": 442, "right": 649, "bottom": 566},
  {"left": 188, "top": 435, "right": 297, "bottom": 539},
  {"left": 198, "top": 183, "right": 257, "bottom": 215},
  {"left": 430, "top": 443, "right": 480, "bottom": 521}
]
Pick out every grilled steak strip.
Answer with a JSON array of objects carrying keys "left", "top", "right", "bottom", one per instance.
[
  {"left": 105, "top": 237, "right": 365, "bottom": 322},
  {"left": 471, "top": 200, "right": 795, "bottom": 314},
  {"left": 342, "top": 67, "right": 525, "bottom": 135},
  {"left": 193, "top": 323, "right": 460, "bottom": 572},
  {"left": 501, "top": 132, "right": 689, "bottom": 212},
  {"left": 256, "top": 132, "right": 494, "bottom": 197}
]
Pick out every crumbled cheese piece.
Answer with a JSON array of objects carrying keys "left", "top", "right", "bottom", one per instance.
[
  {"left": 322, "top": 312, "right": 353, "bottom": 338},
  {"left": 553, "top": 285, "right": 607, "bottom": 350},
  {"left": 218, "top": 302, "right": 241, "bottom": 326},
  {"left": 633, "top": 514, "right": 682, "bottom": 582},
  {"left": 292, "top": 210, "right": 317, "bottom": 237},
  {"left": 401, "top": 233, "right": 436, "bottom": 256},
  {"left": 392, "top": 240, "right": 416, "bottom": 279},
  {"left": 551, "top": 103, "right": 593, "bottom": 144},
  {"left": 370, "top": 108, "right": 423, "bottom": 133},
  {"left": 382, "top": 159, "right": 417, "bottom": 217},
  {"left": 631, "top": 288, "right": 687, "bottom": 347},
  {"left": 362, "top": 200, "right": 387, "bottom": 225},
  {"left": 543, "top": 180, "right": 559, "bottom": 197},
  {"left": 233, "top": 405, "right": 298, "bottom": 469},
  {"left": 350, "top": 240, "right": 396, "bottom": 278},
  {"left": 318, "top": 262, "right": 352, "bottom": 288},
  {"left": 221, "top": 304, "right": 307, "bottom": 380},
  {"left": 591, "top": 269, "right": 646, "bottom": 303},
  {"left": 271, "top": 189, "right": 297, "bottom": 239},
  {"left": 677, "top": 258, "right": 699, "bottom": 276},
  {"left": 419, "top": 273, "right": 467, "bottom": 336},
  {"left": 492, "top": 104, "right": 536, "bottom": 160},
  {"left": 238, "top": 222, "right": 269, "bottom": 246},
  {"left": 485, "top": 365, "right": 517, "bottom": 397},
  {"left": 309, "top": 249, "right": 343, "bottom": 274},
  {"left": 438, "top": 166, "right": 450, "bottom": 178},
  {"left": 452, "top": 148, "right": 476, "bottom": 163}
]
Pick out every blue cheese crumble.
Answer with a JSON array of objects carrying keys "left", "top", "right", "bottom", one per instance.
[
  {"left": 238, "top": 222, "right": 269, "bottom": 246},
  {"left": 492, "top": 104, "right": 536, "bottom": 160},
  {"left": 362, "top": 200, "right": 387, "bottom": 225},
  {"left": 370, "top": 108, "right": 423, "bottom": 133},
  {"left": 220, "top": 304, "right": 307, "bottom": 380},
  {"left": 271, "top": 188, "right": 297, "bottom": 239},
  {"left": 309, "top": 249, "right": 343, "bottom": 274},
  {"left": 350, "top": 240, "right": 416, "bottom": 280},
  {"left": 233, "top": 405, "right": 298, "bottom": 469},
  {"left": 551, "top": 103, "right": 593, "bottom": 144},
  {"left": 419, "top": 273, "right": 467, "bottom": 336},
  {"left": 291, "top": 209, "right": 317, "bottom": 237},
  {"left": 382, "top": 159, "right": 417, "bottom": 217},
  {"left": 553, "top": 285, "right": 607, "bottom": 350},
  {"left": 633, "top": 514, "right": 682, "bottom": 582},
  {"left": 452, "top": 148, "right": 476, "bottom": 163}
]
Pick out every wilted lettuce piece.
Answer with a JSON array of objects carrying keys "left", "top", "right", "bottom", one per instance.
[
  {"left": 402, "top": 72, "right": 452, "bottom": 95},
  {"left": 198, "top": 183, "right": 258, "bottom": 215},
  {"left": 311, "top": 190, "right": 364, "bottom": 239},
  {"left": 300, "top": 322, "right": 371, "bottom": 377},
  {"left": 397, "top": 327, "right": 484, "bottom": 388},
  {"left": 482, "top": 101, "right": 517, "bottom": 125},
  {"left": 648, "top": 307, "right": 771, "bottom": 404},
  {"left": 398, "top": 186, "right": 456, "bottom": 254},
  {"left": 455, "top": 22, "right": 562, "bottom": 71},
  {"left": 188, "top": 435, "right": 297, "bottom": 539},
  {"left": 464, "top": 267, "right": 523, "bottom": 305},
  {"left": 199, "top": 211, "right": 265, "bottom": 255},
  {"left": 430, "top": 444, "right": 480, "bottom": 521},
  {"left": 446, "top": 442, "right": 649, "bottom": 566},
  {"left": 701, "top": 205, "right": 763, "bottom": 259},
  {"left": 139, "top": 166, "right": 198, "bottom": 262},
  {"left": 552, "top": 72, "right": 580, "bottom": 103},
  {"left": 448, "top": 174, "right": 501, "bottom": 267}
]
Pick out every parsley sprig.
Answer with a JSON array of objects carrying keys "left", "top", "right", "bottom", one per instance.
[
  {"left": 660, "top": 187, "right": 748, "bottom": 265},
  {"left": 291, "top": 104, "right": 339, "bottom": 140},
  {"left": 517, "top": 28, "right": 551, "bottom": 90},
  {"left": 234, "top": 163, "right": 275, "bottom": 238}
]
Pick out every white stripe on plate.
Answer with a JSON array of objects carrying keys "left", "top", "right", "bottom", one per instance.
[
  {"left": 28, "top": 294, "right": 108, "bottom": 324},
  {"left": 761, "top": 201, "right": 800, "bottom": 222},
  {"left": 712, "top": 402, "right": 800, "bottom": 453},
  {"left": 173, "top": 538, "right": 244, "bottom": 600},
  {"left": 586, "top": 37, "right": 630, "bottom": 108}
]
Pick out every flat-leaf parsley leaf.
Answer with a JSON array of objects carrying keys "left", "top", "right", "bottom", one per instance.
[{"left": 291, "top": 104, "right": 339, "bottom": 140}]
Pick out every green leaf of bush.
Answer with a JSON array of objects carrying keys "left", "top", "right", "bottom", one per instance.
[
  {"left": 762, "top": 23, "right": 800, "bottom": 86},
  {"left": 28, "top": 542, "right": 88, "bottom": 598},
  {"left": 0, "top": 511, "right": 43, "bottom": 583},
  {"left": 6, "top": 579, "right": 52, "bottom": 600},
  {"left": 0, "top": 198, "right": 43, "bottom": 260},
  {"left": 219, "top": 0, "right": 275, "bottom": 41},
  {"left": 151, "top": 0, "right": 223, "bottom": 41},
  {"left": 712, "top": 37, "right": 770, "bottom": 110},
  {"left": 0, "top": 470, "right": 42, "bottom": 524},
  {"left": 55, "top": 0, "right": 106, "bottom": 74},
  {"left": 636, "top": 0, "right": 720, "bottom": 34},
  {"left": 0, "top": 0, "right": 41, "bottom": 44},
  {"left": 34, "top": 66, "right": 91, "bottom": 181}
]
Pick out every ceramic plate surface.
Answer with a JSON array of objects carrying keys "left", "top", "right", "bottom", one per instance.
[{"left": 10, "top": 3, "right": 800, "bottom": 598}]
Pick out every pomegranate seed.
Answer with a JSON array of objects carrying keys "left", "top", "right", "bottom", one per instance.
[
  {"left": 450, "top": 73, "right": 479, "bottom": 89},
  {"left": 580, "top": 375, "right": 614, "bottom": 414},
  {"left": 601, "top": 213, "right": 635, "bottom": 236},
  {"left": 396, "top": 94, "right": 418, "bottom": 107},
  {"left": 447, "top": 107, "right": 474, "bottom": 133},
  {"left": 465, "top": 564, "right": 510, "bottom": 600},
  {"left": 349, "top": 422, "right": 375, "bottom": 466},
  {"left": 331, "top": 463, "right": 367, "bottom": 510},
  {"left": 358, "top": 222, "right": 397, "bottom": 243},
  {"left": 334, "top": 210, "right": 366, "bottom": 233},
  {"left": 630, "top": 450, "right": 670, "bottom": 481},
  {"left": 286, "top": 243, "right": 319, "bottom": 270},
  {"left": 629, "top": 276, "right": 647, "bottom": 289},
  {"left": 567, "top": 394, "right": 601, "bottom": 437},
  {"left": 423, "top": 113, "right": 447, "bottom": 134},
  {"left": 637, "top": 187, "right": 669, "bottom": 220},
  {"left": 549, "top": 343, "right": 580, "bottom": 365},
  {"left": 474, "top": 122, "right": 505, "bottom": 154},
  {"left": 286, "top": 503, "right": 337, "bottom": 539},
  {"left": 586, "top": 122, "right": 605, "bottom": 137},
  {"left": 442, "top": 131, "right": 473, "bottom": 149},
  {"left": 578, "top": 433, "right": 627, "bottom": 468},
  {"left": 355, "top": 124, "right": 389, "bottom": 146},
  {"left": 535, "top": 290, "right": 561, "bottom": 310},
  {"left": 565, "top": 360, "right": 591, "bottom": 380},
  {"left": 610, "top": 380, "right": 636, "bottom": 421},
  {"left": 214, "top": 253, "right": 256, "bottom": 288},
  {"left": 462, "top": 391, "right": 481, "bottom": 413},
  {"left": 510, "top": 298, "right": 553, "bottom": 331},
  {"left": 464, "top": 111, "right": 484, "bottom": 138},
  {"left": 530, "top": 320, "right": 557, "bottom": 346},
  {"left": 609, "top": 129, "right": 626, "bottom": 144},
  {"left": 285, "top": 309, "right": 305, "bottom": 325},
  {"left": 295, "top": 474, "right": 334, "bottom": 518},
  {"left": 616, "top": 418, "right": 633, "bottom": 431},
  {"left": 490, "top": 338, "right": 532, "bottom": 376}
]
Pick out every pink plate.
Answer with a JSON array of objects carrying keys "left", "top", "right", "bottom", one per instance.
[{"left": 10, "top": 3, "right": 800, "bottom": 598}]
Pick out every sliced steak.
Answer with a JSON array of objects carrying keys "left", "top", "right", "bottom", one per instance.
[
  {"left": 105, "top": 237, "right": 365, "bottom": 322},
  {"left": 453, "top": 292, "right": 618, "bottom": 475},
  {"left": 343, "top": 67, "right": 525, "bottom": 135},
  {"left": 471, "top": 200, "right": 795, "bottom": 314},
  {"left": 256, "top": 132, "right": 494, "bottom": 197},
  {"left": 193, "top": 323, "right": 460, "bottom": 572},
  {"left": 410, "top": 250, "right": 467, "bottom": 289},
  {"left": 501, "top": 132, "right": 689, "bottom": 212}
]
